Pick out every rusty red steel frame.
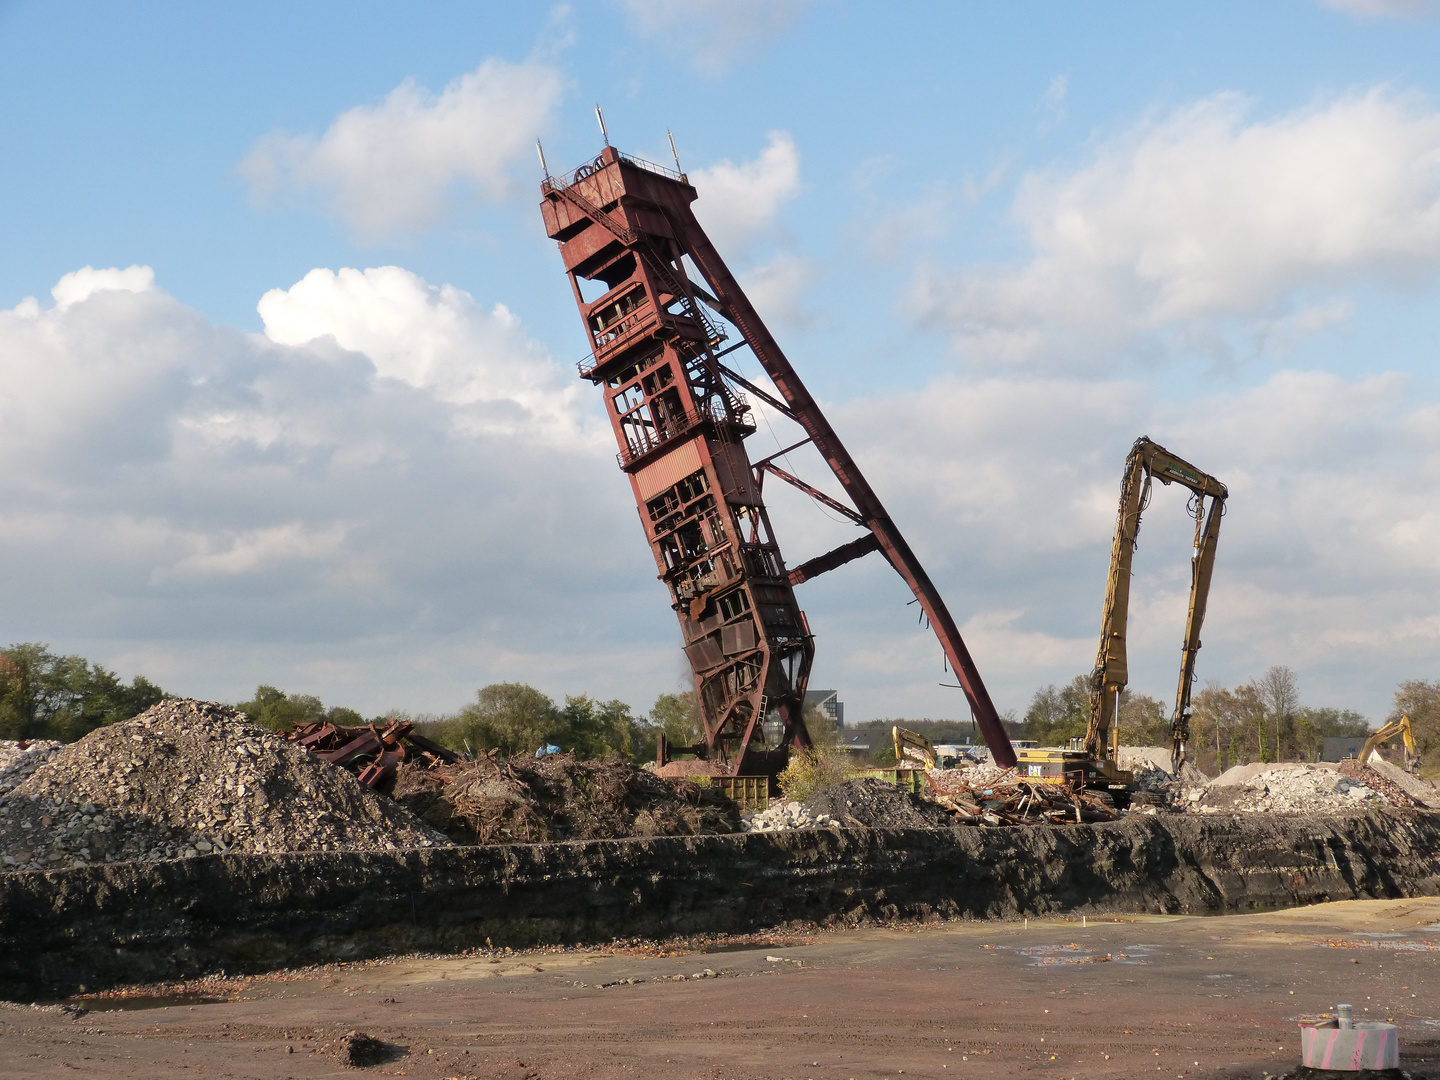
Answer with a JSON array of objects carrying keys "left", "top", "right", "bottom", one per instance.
[{"left": 540, "top": 145, "right": 1017, "bottom": 773}]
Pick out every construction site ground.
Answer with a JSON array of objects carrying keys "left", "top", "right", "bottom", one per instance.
[{"left": 2, "top": 896, "right": 1437, "bottom": 1080}]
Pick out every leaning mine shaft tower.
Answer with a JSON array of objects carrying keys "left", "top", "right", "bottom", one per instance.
[{"left": 540, "top": 143, "right": 1018, "bottom": 776}]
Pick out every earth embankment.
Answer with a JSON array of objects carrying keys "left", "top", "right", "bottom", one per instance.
[{"left": 2, "top": 807, "right": 1438, "bottom": 999}]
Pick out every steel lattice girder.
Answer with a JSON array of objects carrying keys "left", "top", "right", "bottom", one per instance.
[{"left": 540, "top": 146, "right": 1017, "bottom": 773}]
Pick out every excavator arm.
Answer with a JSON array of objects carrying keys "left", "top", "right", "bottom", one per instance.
[
  {"left": 1085, "top": 437, "right": 1228, "bottom": 772},
  {"left": 1361, "top": 714, "right": 1418, "bottom": 772},
  {"left": 893, "top": 726, "right": 937, "bottom": 769}
]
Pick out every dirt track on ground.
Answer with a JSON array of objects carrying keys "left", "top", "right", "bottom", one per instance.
[{"left": 3, "top": 897, "right": 1438, "bottom": 1080}]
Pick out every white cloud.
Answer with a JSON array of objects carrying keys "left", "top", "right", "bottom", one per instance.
[
  {"left": 0, "top": 266, "right": 666, "bottom": 715},
  {"left": 51, "top": 265, "right": 156, "bottom": 309},
  {"left": 689, "top": 131, "right": 802, "bottom": 253},
  {"left": 910, "top": 89, "right": 1440, "bottom": 369},
  {"left": 1318, "top": 0, "right": 1435, "bottom": 18},
  {"left": 10, "top": 269, "right": 1440, "bottom": 726},
  {"left": 620, "top": 0, "right": 811, "bottom": 74},
  {"left": 739, "top": 253, "right": 819, "bottom": 330},
  {"left": 257, "top": 265, "right": 589, "bottom": 439},
  {"left": 735, "top": 363, "right": 1440, "bottom": 724},
  {"left": 240, "top": 59, "right": 563, "bottom": 240}
]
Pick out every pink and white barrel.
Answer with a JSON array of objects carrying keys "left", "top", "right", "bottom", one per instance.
[{"left": 1300, "top": 1021, "right": 1399, "bottom": 1071}]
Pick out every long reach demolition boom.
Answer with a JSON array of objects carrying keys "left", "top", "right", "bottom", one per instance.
[
  {"left": 1087, "top": 436, "right": 1228, "bottom": 773},
  {"left": 539, "top": 142, "right": 1017, "bottom": 774}
]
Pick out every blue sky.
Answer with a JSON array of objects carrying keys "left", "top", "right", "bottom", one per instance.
[{"left": 3, "top": 0, "right": 1440, "bottom": 726}]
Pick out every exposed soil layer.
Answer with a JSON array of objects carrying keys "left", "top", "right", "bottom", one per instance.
[
  {"left": 392, "top": 752, "right": 740, "bottom": 844},
  {"left": 1, "top": 807, "right": 1437, "bottom": 999}
]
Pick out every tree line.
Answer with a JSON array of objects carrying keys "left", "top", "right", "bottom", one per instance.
[
  {"left": 3, "top": 640, "right": 1435, "bottom": 775},
  {"left": 1016, "top": 665, "right": 1437, "bottom": 775}
]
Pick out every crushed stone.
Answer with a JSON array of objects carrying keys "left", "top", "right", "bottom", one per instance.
[
  {"left": 393, "top": 751, "right": 741, "bottom": 844},
  {"left": 803, "top": 777, "right": 958, "bottom": 829},
  {"left": 0, "top": 739, "right": 62, "bottom": 796},
  {"left": 739, "top": 800, "right": 837, "bottom": 832},
  {"left": 0, "top": 699, "right": 446, "bottom": 872}
]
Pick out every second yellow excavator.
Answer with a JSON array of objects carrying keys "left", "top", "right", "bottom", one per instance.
[
  {"left": 1360, "top": 714, "right": 1419, "bottom": 773},
  {"left": 1086, "top": 436, "right": 1228, "bottom": 774}
]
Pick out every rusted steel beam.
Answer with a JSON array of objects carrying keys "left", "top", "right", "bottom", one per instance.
[
  {"left": 538, "top": 145, "right": 1017, "bottom": 771},
  {"left": 787, "top": 534, "right": 883, "bottom": 586},
  {"left": 757, "top": 461, "right": 865, "bottom": 524}
]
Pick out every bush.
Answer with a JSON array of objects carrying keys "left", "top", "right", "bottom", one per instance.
[{"left": 776, "top": 746, "right": 855, "bottom": 803}]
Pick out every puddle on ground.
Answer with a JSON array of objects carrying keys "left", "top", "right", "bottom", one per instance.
[
  {"left": 51, "top": 994, "right": 227, "bottom": 1012},
  {"left": 1418, "top": 923, "right": 1440, "bottom": 933},
  {"left": 1005, "top": 943, "right": 1162, "bottom": 968}
]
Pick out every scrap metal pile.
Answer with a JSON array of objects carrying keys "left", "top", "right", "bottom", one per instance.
[
  {"left": 283, "top": 719, "right": 458, "bottom": 789},
  {"left": 925, "top": 767, "right": 1121, "bottom": 826}
]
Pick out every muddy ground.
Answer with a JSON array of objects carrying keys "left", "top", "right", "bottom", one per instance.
[{"left": 2, "top": 896, "right": 1437, "bottom": 1080}]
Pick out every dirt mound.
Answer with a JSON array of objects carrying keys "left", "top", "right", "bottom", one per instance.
[
  {"left": 393, "top": 751, "right": 741, "bottom": 844},
  {"left": 0, "top": 699, "right": 446, "bottom": 871},
  {"left": 803, "top": 777, "right": 957, "bottom": 829}
]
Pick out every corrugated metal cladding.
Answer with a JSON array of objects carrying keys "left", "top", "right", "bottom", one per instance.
[{"left": 635, "top": 439, "right": 703, "bottom": 501}]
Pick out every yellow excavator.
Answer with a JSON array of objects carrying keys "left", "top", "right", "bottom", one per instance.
[
  {"left": 1087, "top": 436, "right": 1227, "bottom": 774},
  {"left": 1360, "top": 714, "right": 1419, "bottom": 773},
  {"left": 893, "top": 726, "right": 937, "bottom": 768},
  {"left": 1018, "top": 438, "right": 1228, "bottom": 790}
]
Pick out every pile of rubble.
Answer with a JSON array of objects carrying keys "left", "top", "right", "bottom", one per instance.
[
  {"left": 740, "top": 801, "right": 837, "bottom": 832},
  {"left": 806, "top": 777, "right": 967, "bottom": 828},
  {"left": 0, "top": 739, "right": 61, "bottom": 796},
  {"left": 0, "top": 699, "right": 445, "bottom": 872},
  {"left": 1194, "top": 760, "right": 1427, "bottom": 815},
  {"left": 392, "top": 751, "right": 741, "bottom": 844},
  {"left": 924, "top": 768, "right": 1120, "bottom": 825}
]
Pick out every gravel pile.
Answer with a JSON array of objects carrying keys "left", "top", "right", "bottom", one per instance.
[
  {"left": 0, "top": 739, "right": 62, "bottom": 796},
  {"left": 804, "top": 777, "right": 958, "bottom": 829},
  {"left": 739, "top": 801, "right": 837, "bottom": 832},
  {"left": 0, "top": 699, "right": 446, "bottom": 872}
]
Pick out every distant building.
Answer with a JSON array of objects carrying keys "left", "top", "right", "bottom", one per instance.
[
  {"left": 1322, "top": 736, "right": 1367, "bottom": 762},
  {"left": 805, "top": 689, "right": 845, "bottom": 731}
]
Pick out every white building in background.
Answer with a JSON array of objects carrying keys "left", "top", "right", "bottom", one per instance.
[{"left": 805, "top": 689, "right": 844, "bottom": 731}]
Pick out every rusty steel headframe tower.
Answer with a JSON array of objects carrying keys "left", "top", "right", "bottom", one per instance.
[{"left": 540, "top": 143, "right": 1018, "bottom": 775}]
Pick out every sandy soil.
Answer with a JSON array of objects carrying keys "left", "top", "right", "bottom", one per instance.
[{"left": 3, "top": 897, "right": 1438, "bottom": 1080}]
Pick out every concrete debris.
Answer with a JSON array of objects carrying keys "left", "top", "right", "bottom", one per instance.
[
  {"left": 1362, "top": 756, "right": 1440, "bottom": 809},
  {"left": 0, "top": 699, "right": 446, "bottom": 872},
  {"left": 1198, "top": 762, "right": 1395, "bottom": 815},
  {"left": 0, "top": 739, "right": 62, "bottom": 796},
  {"left": 739, "top": 801, "right": 837, "bottom": 832}
]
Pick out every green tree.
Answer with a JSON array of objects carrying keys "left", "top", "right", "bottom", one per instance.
[
  {"left": 649, "top": 690, "right": 702, "bottom": 748},
  {"left": 560, "top": 695, "right": 640, "bottom": 761},
  {"left": 1390, "top": 680, "right": 1440, "bottom": 776},
  {"left": 0, "top": 643, "right": 165, "bottom": 741},
  {"left": 453, "top": 682, "right": 560, "bottom": 756},
  {"left": 1021, "top": 675, "right": 1091, "bottom": 746},
  {"left": 235, "top": 685, "right": 328, "bottom": 731}
]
